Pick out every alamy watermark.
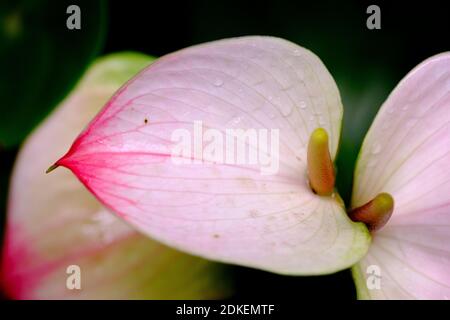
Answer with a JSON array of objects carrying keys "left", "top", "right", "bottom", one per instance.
[
  {"left": 366, "top": 5, "right": 381, "bottom": 30},
  {"left": 66, "top": 5, "right": 81, "bottom": 30},
  {"left": 366, "top": 264, "right": 381, "bottom": 290},
  {"left": 66, "top": 264, "right": 81, "bottom": 290},
  {"left": 170, "top": 121, "right": 280, "bottom": 175}
]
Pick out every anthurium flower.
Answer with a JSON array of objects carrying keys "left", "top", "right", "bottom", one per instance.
[
  {"left": 49, "top": 36, "right": 371, "bottom": 275},
  {"left": 1, "top": 53, "right": 231, "bottom": 299},
  {"left": 49, "top": 36, "right": 450, "bottom": 299},
  {"left": 351, "top": 53, "right": 450, "bottom": 299}
]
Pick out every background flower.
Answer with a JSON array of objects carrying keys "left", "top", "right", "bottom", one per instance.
[
  {"left": 1, "top": 53, "right": 232, "bottom": 299},
  {"left": 352, "top": 53, "right": 450, "bottom": 299}
]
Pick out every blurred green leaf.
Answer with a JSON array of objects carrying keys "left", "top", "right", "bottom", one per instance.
[
  {"left": 0, "top": 0, "right": 106, "bottom": 147},
  {"left": 335, "top": 70, "right": 396, "bottom": 205}
]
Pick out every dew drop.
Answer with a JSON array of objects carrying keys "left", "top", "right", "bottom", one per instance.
[
  {"left": 299, "top": 101, "right": 307, "bottom": 109},
  {"left": 281, "top": 104, "right": 293, "bottom": 117},
  {"left": 292, "top": 49, "right": 302, "bottom": 56},
  {"left": 281, "top": 84, "right": 293, "bottom": 91},
  {"left": 318, "top": 116, "right": 325, "bottom": 125},
  {"left": 253, "top": 78, "right": 265, "bottom": 86},
  {"left": 371, "top": 143, "right": 382, "bottom": 155},
  {"left": 401, "top": 104, "right": 409, "bottom": 111},
  {"left": 232, "top": 116, "right": 242, "bottom": 125},
  {"left": 367, "top": 159, "right": 377, "bottom": 167},
  {"left": 213, "top": 78, "right": 223, "bottom": 87}
]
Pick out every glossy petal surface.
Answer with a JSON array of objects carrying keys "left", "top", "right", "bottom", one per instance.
[
  {"left": 1, "top": 53, "right": 231, "bottom": 299},
  {"left": 57, "top": 36, "right": 370, "bottom": 275},
  {"left": 353, "top": 53, "right": 450, "bottom": 299}
]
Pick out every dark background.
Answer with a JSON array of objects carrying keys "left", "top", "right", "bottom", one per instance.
[{"left": 1, "top": 0, "right": 449, "bottom": 299}]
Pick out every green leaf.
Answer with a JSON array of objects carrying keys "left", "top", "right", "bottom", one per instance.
[{"left": 0, "top": 0, "right": 106, "bottom": 147}]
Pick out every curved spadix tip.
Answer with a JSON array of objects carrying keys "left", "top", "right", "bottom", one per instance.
[{"left": 349, "top": 193, "right": 394, "bottom": 232}]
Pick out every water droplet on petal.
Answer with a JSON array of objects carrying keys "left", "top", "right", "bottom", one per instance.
[
  {"left": 292, "top": 49, "right": 302, "bottom": 56},
  {"left": 367, "top": 159, "right": 377, "bottom": 167},
  {"left": 318, "top": 116, "right": 325, "bottom": 125},
  {"left": 371, "top": 143, "right": 382, "bottom": 155},
  {"left": 281, "top": 104, "right": 293, "bottom": 117},
  {"left": 213, "top": 78, "right": 223, "bottom": 87},
  {"left": 299, "top": 101, "right": 307, "bottom": 109},
  {"left": 232, "top": 116, "right": 242, "bottom": 125}
]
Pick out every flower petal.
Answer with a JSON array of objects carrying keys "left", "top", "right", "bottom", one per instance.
[
  {"left": 1, "top": 53, "right": 231, "bottom": 299},
  {"left": 56, "top": 36, "right": 370, "bottom": 275},
  {"left": 352, "top": 53, "right": 450, "bottom": 299}
]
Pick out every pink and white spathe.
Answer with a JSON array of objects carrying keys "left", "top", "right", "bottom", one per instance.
[{"left": 53, "top": 37, "right": 371, "bottom": 275}]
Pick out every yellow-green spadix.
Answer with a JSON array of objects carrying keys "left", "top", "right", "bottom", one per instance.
[{"left": 307, "top": 128, "right": 335, "bottom": 196}]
